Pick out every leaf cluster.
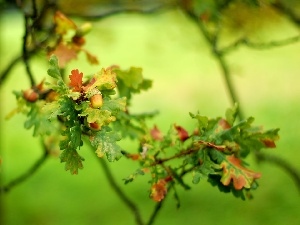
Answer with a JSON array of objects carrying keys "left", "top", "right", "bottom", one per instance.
[
  {"left": 9, "top": 55, "right": 152, "bottom": 175},
  {"left": 48, "top": 11, "right": 99, "bottom": 68},
  {"left": 123, "top": 105, "right": 279, "bottom": 201},
  {"left": 8, "top": 56, "right": 279, "bottom": 201}
]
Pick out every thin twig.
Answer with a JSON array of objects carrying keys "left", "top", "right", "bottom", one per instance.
[
  {"left": 66, "top": 1, "right": 178, "bottom": 19},
  {"left": 23, "top": 15, "right": 36, "bottom": 86},
  {"left": 31, "top": 0, "right": 38, "bottom": 19},
  {"left": 97, "top": 157, "right": 145, "bottom": 225},
  {"left": 183, "top": 10, "right": 245, "bottom": 119},
  {"left": 216, "top": 53, "right": 245, "bottom": 119},
  {"left": 0, "top": 55, "right": 23, "bottom": 86},
  {"left": 0, "top": 142, "right": 49, "bottom": 194},
  {"left": 220, "top": 35, "right": 300, "bottom": 54}
]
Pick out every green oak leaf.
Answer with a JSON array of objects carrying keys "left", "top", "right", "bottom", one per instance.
[
  {"left": 90, "top": 128, "right": 123, "bottom": 162},
  {"left": 60, "top": 148, "right": 84, "bottom": 175},
  {"left": 47, "top": 55, "right": 61, "bottom": 79},
  {"left": 46, "top": 55, "right": 69, "bottom": 94},
  {"left": 225, "top": 103, "right": 238, "bottom": 126},
  {"left": 80, "top": 107, "right": 115, "bottom": 126},
  {"left": 115, "top": 67, "right": 145, "bottom": 89},
  {"left": 114, "top": 67, "right": 152, "bottom": 101},
  {"left": 24, "top": 101, "right": 55, "bottom": 136},
  {"left": 101, "top": 97, "right": 126, "bottom": 114}
]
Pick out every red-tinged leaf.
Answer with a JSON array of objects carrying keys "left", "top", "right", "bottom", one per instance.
[
  {"left": 54, "top": 11, "right": 76, "bottom": 35},
  {"left": 219, "top": 118, "right": 231, "bottom": 130},
  {"left": 36, "top": 79, "right": 45, "bottom": 91},
  {"left": 262, "top": 139, "right": 276, "bottom": 148},
  {"left": 174, "top": 124, "right": 189, "bottom": 142},
  {"left": 69, "top": 69, "right": 83, "bottom": 92},
  {"left": 49, "top": 42, "right": 78, "bottom": 68},
  {"left": 127, "top": 153, "right": 141, "bottom": 161},
  {"left": 83, "top": 68, "right": 117, "bottom": 91},
  {"left": 220, "top": 155, "right": 261, "bottom": 190},
  {"left": 150, "top": 125, "right": 163, "bottom": 141},
  {"left": 150, "top": 179, "right": 167, "bottom": 202},
  {"left": 83, "top": 77, "right": 96, "bottom": 92}
]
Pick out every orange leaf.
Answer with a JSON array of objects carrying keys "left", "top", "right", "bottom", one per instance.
[
  {"left": 125, "top": 153, "right": 141, "bottom": 161},
  {"left": 69, "top": 69, "right": 83, "bottom": 92},
  {"left": 150, "top": 179, "right": 167, "bottom": 202},
  {"left": 49, "top": 42, "right": 78, "bottom": 68},
  {"left": 220, "top": 155, "right": 261, "bottom": 190}
]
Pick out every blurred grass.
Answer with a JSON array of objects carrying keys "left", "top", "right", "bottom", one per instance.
[{"left": 1, "top": 8, "right": 300, "bottom": 225}]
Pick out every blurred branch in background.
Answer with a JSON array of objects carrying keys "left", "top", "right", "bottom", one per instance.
[
  {"left": 220, "top": 35, "right": 300, "bottom": 54},
  {"left": 271, "top": 0, "right": 300, "bottom": 26},
  {"left": 255, "top": 152, "right": 300, "bottom": 194},
  {"left": 0, "top": 141, "right": 49, "bottom": 194}
]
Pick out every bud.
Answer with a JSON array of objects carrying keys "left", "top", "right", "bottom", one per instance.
[
  {"left": 23, "top": 89, "right": 39, "bottom": 102},
  {"left": 72, "top": 36, "right": 86, "bottom": 46},
  {"left": 76, "top": 22, "right": 92, "bottom": 37}
]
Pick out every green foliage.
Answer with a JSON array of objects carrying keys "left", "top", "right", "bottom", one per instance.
[
  {"left": 4, "top": 2, "right": 289, "bottom": 205},
  {"left": 60, "top": 148, "right": 84, "bottom": 175},
  {"left": 6, "top": 51, "right": 280, "bottom": 202},
  {"left": 90, "top": 127, "right": 123, "bottom": 162},
  {"left": 114, "top": 67, "right": 152, "bottom": 102},
  {"left": 8, "top": 53, "right": 279, "bottom": 200},
  {"left": 24, "top": 101, "right": 55, "bottom": 137},
  {"left": 121, "top": 109, "right": 279, "bottom": 201}
]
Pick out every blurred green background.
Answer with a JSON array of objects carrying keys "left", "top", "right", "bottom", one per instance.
[{"left": 1, "top": 4, "right": 300, "bottom": 225}]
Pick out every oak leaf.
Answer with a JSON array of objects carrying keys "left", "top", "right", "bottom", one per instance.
[
  {"left": 49, "top": 42, "right": 77, "bottom": 68},
  {"left": 220, "top": 155, "right": 261, "bottom": 190},
  {"left": 54, "top": 11, "right": 76, "bottom": 35},
  {"left": 174, "top": 124, "right": 189, "bottom": 142},
  {"left": 83, "top": 68, "right": 117, "bottom": 91},
  {"left": 150, "top": 125, "right": 163, "bottom": 141},
  {"left": 69, "top": 69, "right": 83, "bottom": 92},
  {"left": 150, "top": 179, "right": 167, "bottom": 202}
]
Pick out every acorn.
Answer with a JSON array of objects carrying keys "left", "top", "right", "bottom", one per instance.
[
  {"left": 90, "top": 94, "right": 103, "bottom": 109},
  {"left": 88, "top": 121, "right": 101, "bottom": 131}
]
